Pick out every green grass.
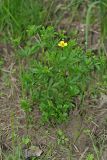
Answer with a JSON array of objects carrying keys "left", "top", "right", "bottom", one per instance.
[{"left": 0, "top": 0, "right": 47, "bottom": 40}]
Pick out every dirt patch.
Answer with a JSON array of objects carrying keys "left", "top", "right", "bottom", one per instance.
[{"left": 0, "top": 46, "right": 26, "bottom": 149}]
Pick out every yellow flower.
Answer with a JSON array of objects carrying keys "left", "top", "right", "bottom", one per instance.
[{"left": 58, "top": 40, "right": 68, "bottom": 48}]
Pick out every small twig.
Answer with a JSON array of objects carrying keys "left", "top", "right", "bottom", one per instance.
[
  {"left": 73, "top": 144, "right": 80, "bottom": 153},
  {"left": 91, "top": 121, "right": 99, "bottom": 128},
  {"left": 1, "top": 69, "right": 11, "bottom": 73},
  {"left": 79, "top": 147, "right": 89, "bottom": 160}
]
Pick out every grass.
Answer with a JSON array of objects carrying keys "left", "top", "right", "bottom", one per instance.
[
  {"left": 85, "top": 0, "right": 107, "bottom": 51},
  {"left": 0, "top": 0, "right": 48, "bottom": 41}
]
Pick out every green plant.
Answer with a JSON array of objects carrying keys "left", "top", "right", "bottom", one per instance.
[
  {"left": 19, "top": 26, "right": 106, "bottom": 123},
  {"left": 57, "top": 129, "right": 69, "bottom": 145},
  {"left": 20, "top": 98, "right": 33, "bottom": 130},
  {"left": 86, "top": 153, "right": 94, "bottom": 160},
  {"left": 22, "top": 136, "right": 31, "bottom": 146},
  {"left": 3, "top": 146, "right": 24, "bottom": 160},
  {"left": 84, "top": 129, "right": 100, "bottom": 160},
  {"left": 2, "top": 113, "right": 24, "bottom": 160}
]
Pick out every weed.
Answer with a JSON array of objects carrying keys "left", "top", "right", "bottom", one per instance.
[
  {"left": 86, "top": 153, "right": 94, "bottom": 160},
  {"left": 57, "top": 129, "right": 69, "bottom": 145},
  {"left": 22, "top": 136, "right": 31, "bottom": 146},
  {"left": 20, "top": 98, "right": 33, "bottom": 130},
  {"left": 84, "top": 129, "right": 102, "bottom": 160},
  {"left": 0, "top": 1, "right": 107, "bottom": 159},
  {"left": 19, "top": 26, "right": 106, "bottom": 123}
]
